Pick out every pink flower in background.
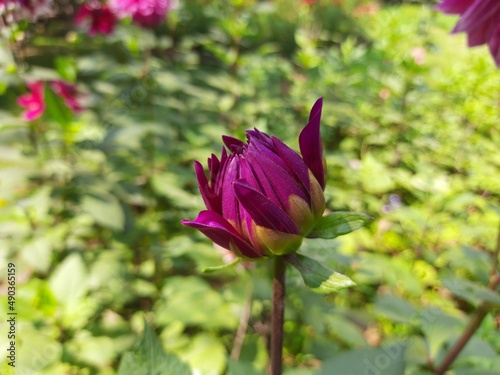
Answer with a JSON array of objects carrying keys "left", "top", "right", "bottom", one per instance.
[
  {"left": 50, "top": 80, "right": 83, "bottom": 113},
  {"left": 109, "top": 0, "right": 173, "bottom": 28},
  {"left": 17, "top": 80, "right": 82, "bottom": 121},
  {"left": 75, "top": 3, "right": 117, "bottom": 36},
  {"left": 16, "top": 81, "right": 45, "bottom": 121},
  {"left": 436, "top": 0, "right": 500, "bottom": 67}
]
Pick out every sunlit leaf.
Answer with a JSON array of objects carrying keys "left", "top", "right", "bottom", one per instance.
[
  {"left": 285, "top": 253, "right": 355, "bottom": 294},
  {"left": 307, "top": 211, "right": 372, "bottom": 239}
]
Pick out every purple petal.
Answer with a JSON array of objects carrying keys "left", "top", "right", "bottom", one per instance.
[
  {"left": 453, "top": 0, "right": 500, "bottom": 34},
  {"left": 195, "top": 161, "right": 221, "bottom": 214},
  {"left": 247, "top": 136, "right": 286, "bottom": 169},
  {"left": 222, "top": 135, "right": 246, "bottom": 153},
  {"left": 214, "top": 147, "right": 229, "bottom": 195},
  {"left": 240, "top": 154, "right": 282, "bottom": 208},
  {"left": 489, "top": 23, "right": 500, "bottom": 67},
  {"left": 246, "top": 128, "right": 274, "bottom": 148},
  {"left": 299, "top": 98, "right": 326, "bottom": 190},
  {"left": 245, "top": 148, "right": 309, "bottom": 208},
  {"left": 207, "top": 153, "right": 220, "bottom": 188},
  {"left": 434, "top": 0, "right": 474, "bottom": 15},
  {"left": 462, "top": 20, "right": 490, "bottom": 46},
  {"left": 271, "top": 136, "right": 311, "bottom": 193},
  {"left": 233, "top": 180, "right": 299, "bottom": 235},
  {"left": 221, "top": 156, "right": 242, "bottom": 228},
  {"left": 181, "top": 211, "right": 263, "bottom": 258}
]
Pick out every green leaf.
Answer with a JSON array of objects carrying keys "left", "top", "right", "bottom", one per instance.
[
  {"left": 117, "top": 321, "right": 191, "bottom": 375},
  {"left": 154, "top": 276, "right": 239, "bottom": 329},
  {"left": 55, "top": 56, "right": 77, "bottom": 82},
  {"left": 307, "top": 211, "right": 372, "bottom": 239},
  {"left": 44, "top": 83, "right": 73, "bottom": 128},
  {"left": 442, "top": 278, "right": 500, "bottom": 307},
  {"left": 21, "top": 236, "right": 53, "bottom": 274},
  {"left": 179, "top": 333, "right": 226, "bottom": 375},
  {"left": 318, "top": 345, "right": 407, "bottom": 375},
  {"left": 227, "top": 359, "right": 263, "bottom": 375},
  {"left": 49, "top": 253, "right": 88, "bottom": 308},
  {"left": 326, "top": 314, "right": 367, "bottom": 347},
  {"left": 284, "top": 253, "right": 355, "bottom": 294},
  {"left": 81, "top": 192, "right": 125, "bottom": 231},
  {"left": 202, "top": 258, "right": 240, "bottom": 273},
  {"left": 420, "top": 308, "right": 463, "bottom": 360},
  {"left": 374, "top": 294, "right": 417, "bottom": 323},
  {"left": 361, "top": 153, "right": 396, "bottom": 194}
]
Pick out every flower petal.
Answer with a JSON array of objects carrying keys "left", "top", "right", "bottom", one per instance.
[
  {"left": 221, "top": 155, "right": 242, "bottom": 228},
  {"left": 222, "top": 135, "right": 246, "bottom": 153},
  {"left": 194, "top": 161, "right": 221, "bottom": 214},
  {"left": 246, "top": 128, "right": 273, "bottom": 146},
  {"left": 181, "top": 210, "right": 263, "bottom": 258},
  {"left": 453, "top": 0, "right": 500, "bottom": 34},
  {"left": 463, "top": 20, "right": 491, "bottom": 46},
  {"left": 488, "top": 23, "right": 500, "bottom": 66},
  {"left": 245, "top": 148, "right": 309, "bottom": 209},
  {"left": 25, "top": 106, "right": 45, "bottom": 121},
  {"left": 299, "top": 98, "right": 326, "bottom": 190},
  {"left": 434, "top": 0, "right": 474, "bottom": 15},
  {"left": 233, "top": 180, "right": 299, "bottom": 235},
  {"left": 271, "top": 136, "right": 311, "bottom": 192}
]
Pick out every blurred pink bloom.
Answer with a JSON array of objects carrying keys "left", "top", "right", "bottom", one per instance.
[
  {"left": 50, "top": 80, "right": 83, "bottom": 113},
  {"left": 17, "top": 80, "right": 82, "bottom": 121},
  {"left": 75, "top": 3, "right": 117, "bottom": 36},
  {"left": 410, "top": 46, "right": 426, "bottom": 65},
  {"left": 436, "top": 0, "right": 500, "bottom": 67},
  {"left": 109, "top": 0, "right": 173, "bottom": 28},
  {"left": 16, "top": 81, "right": 45, "bottom": 121}
]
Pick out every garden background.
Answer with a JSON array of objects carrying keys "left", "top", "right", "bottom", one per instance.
[{"left": 0, "top": 0, "right": 499, "bottom": 374}]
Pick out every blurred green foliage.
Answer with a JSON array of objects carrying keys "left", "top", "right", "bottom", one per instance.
[{"left": 0, "top": 0, "right": 499, "bottom": 374}]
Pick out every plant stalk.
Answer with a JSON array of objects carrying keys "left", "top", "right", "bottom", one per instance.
[
  {"left": 271, "top": 256, "right": 286, "bottom": 375},
  {"left": 435, "top": 301, "right": 489, "bottom": 375},
  {"left": 435, "top": 220, "right": 500, "bottom": 375}
]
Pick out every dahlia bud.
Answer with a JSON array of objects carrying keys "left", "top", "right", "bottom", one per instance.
[{"left": 181, "top": 98, "right": 326, "bottom": 259}]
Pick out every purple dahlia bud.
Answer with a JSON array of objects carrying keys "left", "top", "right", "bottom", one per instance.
[{"left": 181, "top": 98, "right": 326, "bottom": 259}]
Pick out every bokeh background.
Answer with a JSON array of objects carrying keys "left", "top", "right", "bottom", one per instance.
[{"left": 0, "top": 0, "right": 499, "bottom": 374}]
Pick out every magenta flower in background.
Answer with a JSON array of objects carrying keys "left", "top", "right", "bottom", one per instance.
[
  {"left": 16, "top": 81, "right": 45, "bottom": 121},
  {"left": 17, "top": 80, "right": 82, "bottom": 121},
  {"left": 436, "top": 0, "right": 500, "bottom": 66},
  {"left": 109, "top": 0, "right": 173, "bottom": 28},
  {"left": 181, "top": 99, "right": 326, "bottom": 259},
  {"left": 75, "top": 3, "right": 117, "bottom": 36},
  {"left": 50, "top": 80, "right": 83, "bottom": 113}
]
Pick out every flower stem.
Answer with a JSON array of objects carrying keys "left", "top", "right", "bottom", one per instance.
[
  {"left": 271, "top": 256, "right": 286, "bottom": 375},
  {"left": 435, "top": 220, "right": 500, "bottom": 375}
]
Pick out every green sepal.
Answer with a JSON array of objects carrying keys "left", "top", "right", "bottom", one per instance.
[
  {"left": 307, "top": 211, "right": 372, "bottom": 239},
  {"left": 284, "top": 253, "right": 355, "bottom": 294},
  {"left": 201, "top": 258, "right": 241, "bottom": 273}
]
